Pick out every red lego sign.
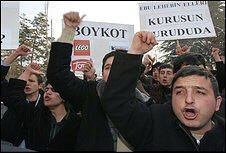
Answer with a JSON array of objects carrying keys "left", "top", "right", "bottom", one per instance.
[{"left": 74, "top": 40, "right": 90, "bottom": 56}]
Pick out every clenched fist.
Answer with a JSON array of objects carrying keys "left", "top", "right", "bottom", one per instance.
[
  {"left": 25, "top": 63, "right": 44, "bottom": 75},
  {"left": 128, "top": 31, "right": 158, "bottom": 55},
  {"left": 63, "top": 11, "right": 86, "bottom": 29},
  {"left": 15, "top": 44, "right": 31, "bottom": 56},
  {"left": 212, "top": 47, "right": 221, "bottom": 62}
]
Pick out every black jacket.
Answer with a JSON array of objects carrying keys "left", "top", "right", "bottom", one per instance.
[
  {"left": 1, "top": 64, "right": 36, "bottom": 146},
  {"left": 140, "top": 74, "right": 171, "bottom": 104},
  {"left": 3, "top": 78, "right": 81, "bottom": 151},
  {"left": 215, "top": 61, "right": 225, "bottom": 93},
  {"left": 47, "top": 42, "right": 114, "bottom": 151},
  {"left": 102, "top": 51, "right": 225, "bottom": 151},
  {"left": 1, "top": 65, "right": 10, "bottom": 103}
]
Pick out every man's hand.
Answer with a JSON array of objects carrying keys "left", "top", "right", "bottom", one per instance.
[
  {"left": 128, "top": 31, "right": 158, "bottom": 55},
  {"left": 3, "top": 44, "right": 31, "bottom": 65},
  {"left": 82, "top": 59, "right": 96, "bottom": 80},
  {"left": 212, "top": 47, "right": 221, "bottom": 62},
  {"left": 18, "top": 63, "right": 44, "bottom": 81},
  {"left": 15, "top": 44, "right": 31, "bottom": 56},
  {"left": 176, "top": 45, "right": 191, "bottom": 55},
  {"left": 142, "top": 53, "right": 155, "bottom": 74},
  {"left": 63, "top": 11, "right": 86, "bottom": 29},
  {"left": 26, "top": 63, "right": 44, "bottom": 75}
]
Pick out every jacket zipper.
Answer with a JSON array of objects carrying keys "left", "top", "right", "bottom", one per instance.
[{"left": 179, "top": 123, "right": 199, "bottom": 151}]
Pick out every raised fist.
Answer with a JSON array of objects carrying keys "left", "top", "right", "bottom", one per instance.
[
  {"left": 128, "top": 31, "right": 158, "bottom": 55},
  {"left": 26, "top": 63, "right": 44, "bottom": 75},
  {"left": 15, "top": 44, "right": 31, "bottom": 56},
  {"left": 142, "top": 54, "right": 155, "bottom": 74},
  {"left": 212, "top": 47, "right": 221, "bottom": 62},
  {"left": 63, "top": 11, "right": 86, "bottom": 29}
]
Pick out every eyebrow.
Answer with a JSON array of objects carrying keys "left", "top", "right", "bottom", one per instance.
[
  {"left": 104, "top": 63, "right": 111, "bottom": 68},
  {"left": 28, "top": 79, "right": 35, "bottom": 82},
  {"left": 173, "top": 85, "right": 207, "bottom": 91}
]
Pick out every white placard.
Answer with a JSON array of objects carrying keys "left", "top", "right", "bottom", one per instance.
[
  {"left": 139, "top": 1, "right": 216, "bottom": 41},
  {"left": 1, "top": 1, "right": 20, "bottom": 49},
  {"left": 70, "top": 21, "right": 134, "bottom": 77}
]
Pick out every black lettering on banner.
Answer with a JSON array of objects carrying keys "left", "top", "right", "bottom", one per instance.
[
  {"left": 75, "top": 26, "right": 128, "bottom": 38},
  {"left": 81, "top": 26, "right": 91, "bottom": 36},
  {"left": 75, "top": 27, "right": 80, "bottom": 35},
  {"left": 1, "top": 34, "right": 5, "bottom": 43},
  {"left": 101, "top": 28, "right": 110, "bottom": 37},
  {"left": 110, "top": 29, "right": 119, "bottom": 38},
  {"left": 148, "top": 14, "right": 203, "bottom": 26},
  {"left": 91, "top": 27, "right": 100, "bottom": 36},
  {"left": 120, "top": 29, "right": 127, "bottom": 38},
  {"left": 153, "top": 27, "right": 211, "bottom": 38}
]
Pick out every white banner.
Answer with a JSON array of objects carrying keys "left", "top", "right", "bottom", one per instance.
[
  {"left": 1, "top": 1, "right": 20, "bottom": 50},
  {"left": 139, "top": 1, "right": 216, "bottom": 41},
  {"left": 70, "top": 21, "right": 134, "bottom": 77}
]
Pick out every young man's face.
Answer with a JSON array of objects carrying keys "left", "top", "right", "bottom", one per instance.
[
  {"left": 158, "top": 68, "right": 174, "bottom": 86},
  {"left": 152, "top": 67, "right": 159, "bottom": 81},
  {"left": 172, "top": 75, "right": 222, "bottom": 134},
  {"left": 102, "top": 56, "right": 114, "bottom": 82},
  {"left": 24, "top": 74, "right": 41, "bottom": 95},
  {"left": 44, "top": 84, "right": 64, "bottom": 108}
]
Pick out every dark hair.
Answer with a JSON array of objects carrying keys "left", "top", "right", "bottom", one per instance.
[
  {"left": 152, "top": 62, "right": 162, "bottom": 69},
  {"left": 173, "top": 52, "right": 206, "bottom": 73},
  {"left": 171, "top": 65, "right": 220, "bottom": 98},
  {"left": 159, "top": 63, "right": 173, "bottom": 72},
  {"left": 146, "top": 62, "right": 162, "bottom": 76},
  {"left": 102, "top": 51, "right": 117, "bottom": 71}
]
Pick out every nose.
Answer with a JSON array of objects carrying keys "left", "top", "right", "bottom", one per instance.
[
  {"left": 45, "top": 89, "right": 52, "bottom": 95},
  {"left": 163, "top": 73, "right": 167, "bottom": 78},
  {"left": 185, "top": 91, "right": 194, "bottom": 104},
  {"left": 26, "top": 82, "right": 30, "bottom": 86}
]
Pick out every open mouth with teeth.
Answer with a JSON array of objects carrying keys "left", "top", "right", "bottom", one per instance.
[{"left": 183, "top": 108, "right": 198, "bottom": 120}]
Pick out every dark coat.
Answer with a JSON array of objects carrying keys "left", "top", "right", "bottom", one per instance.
[
  {"left": 215, "top": 61, "right": 225, "bottom": 93},
  {"left": 1, "top": 65, "right": 10, "bottom": 103},
  {"left": 1, "top": 64, "right": 38, "bottom": 146},
  {"left": 140, "top": 74, "right": 171, "bottom": 104},
  {"left": 101, "top": 51, "right": 225, "bottom": 151},
  {"left": 3, "top": 78, "right": 81, "bottom": 151},
  {"left": 47, "top": 42, "right": 114, "bottom": 151},
  {"left": 1, "top": 65, "right": 45, "bottom": 146}
]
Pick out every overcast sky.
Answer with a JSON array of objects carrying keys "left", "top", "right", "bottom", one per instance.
[
  {"left": 20, "top": 1, "right": 143, "bottom": 39},
  {"left": 18, "top": 1, "right": 165, "bottom": 60}
]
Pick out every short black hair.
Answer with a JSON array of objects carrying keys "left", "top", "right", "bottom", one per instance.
[
  {"left": 102, "top": 51, "right": 117, "bottom": 71},
  {"left": 159, "top": 63, "right": 173, "bottom": 72},
  {"left": 152, "top": 62, "right": 162, "bottom": 69},
  {"left": 171, "top": 65, "right": 220, "bottom": 98},
  {"left": 146, "top": 62, "right": 162, "bottom": 76},
  {"left": 173, "top": 52, "right": 206, "bottom": 73}
]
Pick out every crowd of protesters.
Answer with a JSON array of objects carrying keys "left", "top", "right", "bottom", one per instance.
[{"left": 1, "top": 11, "right": 225, "bottom": 151}]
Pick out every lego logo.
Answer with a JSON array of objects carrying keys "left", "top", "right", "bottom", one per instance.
[
  {"left": 74, "top": 40, "right": 90, "bottom": 56},
  {"left": 75, "top": 44, "right": 89, "bottom": 51}
]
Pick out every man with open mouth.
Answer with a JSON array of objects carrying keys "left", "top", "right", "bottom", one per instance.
[{"left": 101, "top": 31, "right": 225, "bottom": 151}]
